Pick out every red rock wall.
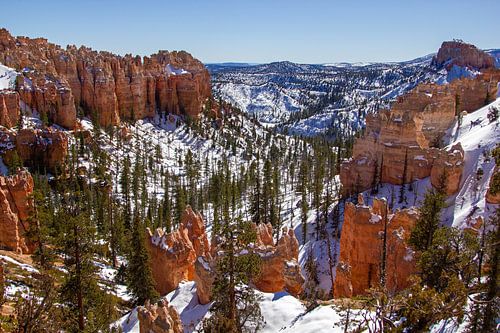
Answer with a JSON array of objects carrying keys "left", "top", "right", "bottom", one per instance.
[
  {"left": 146, "top": 206, "right": 211, "bottom": 296},
  {"left": 339, "top": 72, "right": 499, "bottom": 196},
  {"left": 334, "top": 198, "right": 418, "bottom": 297},
  {"left": 0, "top": 91, "right": 20, "bottom": 128},
  {"left": 0, "top": 170, "right": 35, "bottom": 254},
  {"left": 0, "top": 128, "right": 68, "bottom": 174},
  {"left": 137, "top": 299, "right": 183, "bottom": 333},
  {"left": 0, "top": 28, "right": 211, "bottom": 129},
  {"left": 432, "top": 41, "right": 495, "bottom": 70}
]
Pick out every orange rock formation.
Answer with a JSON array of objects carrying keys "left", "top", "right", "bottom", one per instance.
[
  {"left": 0, "top": 128, "right": 68, "bottom": 174},
  {"left": 251, "top": 223, "right": 304, "bottom": 296},
  {"left": 340, "top": 73, "right": 499, "bottom": 196},
  {"left": 0, "top": 170, "right": 35, "bottom": 254},
  {"left": 146, "top": 206, "right": 211, "bottom": 295},
  {"left": 334, "top": 197, "right": 418, "bottom": 297},
  {"left": 0, "top": 91, "right": 19, "bottom": 128},
  {"left": 432, "top": 41, "right": 495, "bottom": 70},
  {"left": 137, "top": 299, "right": 183, "bottom": 333},
  {"left": 194, "top": 223, "right": 304, "bottom": 305},
  {"left": 0, "top": 28, "right": 211, "bottom": 129}
]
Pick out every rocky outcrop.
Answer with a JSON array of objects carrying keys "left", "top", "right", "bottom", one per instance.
[
  {"left": 193, "top": 256, "right": 215, "bottom": 305},
  {"left": 339, "top": 72, "right": 499, "bottom": 196},
  {"left": 432, "top": 41, "right": 495, "bottom": 70},
  {"left": 0, "top": 28, "right": 211, "bottom": 129},
  {"left": 252, "top": 224, "right": 304, "bottom": 296},
  {"left": 0, "top": 90, "right": 19, "bottom": 128},
  {"left": 430, "top": 144, "right": 465, "bottom": 195},
  {"left": 147, "top": 205, "right": 304, "bottom": 304},
  {"left": 0, "top": 128, "right": 68, "bottom": 174},
  {"left": 194, "top": 223, "right": 304, "bottom": 305},
  {"left": 137, "top": 299, "right": 183, "bottom": 333},
  {"left": 146, "top": 206, "right": 211, "bottom": 295},
  {"left": 0, "top": 170, "right": 35, "bottom": 254},
  {"left": 334, "top": 198, "right": 418, "bottom": 298}
]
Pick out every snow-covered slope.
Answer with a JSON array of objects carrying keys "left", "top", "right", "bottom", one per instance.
[
  {"left": 115, "top": 281, "right": 367, "bottom": 333},
  {"left": 360, "top": 97, "right": 500, "bottom": 230},
  {"left": 208, "top": 55, "right": 447, "bottom": 137},
  {"left": 0, "top": 63, "right": 18, "bottom": 90}
]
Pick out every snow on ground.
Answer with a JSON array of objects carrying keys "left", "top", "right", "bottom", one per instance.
[
  {"left": 115, "top": 281, "right": 368, "bottom": 333},
  {"left": 361, "top": 98, "right": 500, "bottom": 230},
  {"left": 0, "top": 255, "right": 39, "bottom": 274},
  {"left": 0, "top": 63, "right": 18, "bottom": 90}
]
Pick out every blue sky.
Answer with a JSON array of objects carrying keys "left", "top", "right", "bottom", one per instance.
[{"left": 1, "top": 0, "right": 498, "bottom": 64}]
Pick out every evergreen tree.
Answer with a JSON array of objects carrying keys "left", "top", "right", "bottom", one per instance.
[
  {"left": 57, "top": 188, "right": 116, "bottom": 331},
  {"left": 202, "top": 217, "right": 264, "bottom": 333},
  {"left": 126, "top": 214, "right": 159, "bottom": 305},
  {"left": 409, "top": 188, "right": 445, "bottom": 252}
]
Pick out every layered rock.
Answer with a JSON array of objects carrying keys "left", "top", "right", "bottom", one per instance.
[
  {"left": 334, "top": 198, "right": 418, "bottom": 297},
  {"left": 432, "top": 41, "right": 495, "bottom": 70},
  {"left": 0, "top": 90, "right": 19, "bottom": 128},
  {"left": 0, "top": 28, "right": 211, "bottom": 129},
  {"left": 252, "top": 224, "right": 304, "bottom": 296},
  {"left": 0, "top": 170, "right": 35, "bottom": 254},
  {"left": 0, "top": 128, "right": 68, "bottom": 174},
  {"left": 194, "top": 223, "right": 304, "bottom": 305},
  {"left": 146, "top": 206, "right": 211, "bottom": 295},
  {"left": 339, "top": 72, "right": 500, "bottom": 196},
  {"left": 137, "top": 299, "right": 183, "bottom": 333}
]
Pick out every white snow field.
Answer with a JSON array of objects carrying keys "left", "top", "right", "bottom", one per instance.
[{"left": 0, "top": 63, "right": 18, "bottom": 90}]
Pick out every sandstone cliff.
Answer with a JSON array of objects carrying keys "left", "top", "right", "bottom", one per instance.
[
  {"left": 137, "top": 299, "right": 183, "bottom": 333},
  {"left": 194, "top": 223, "right": 305, "bottom": 305},
  {"left": 251, "top": 223, "right": 304, "bottom": 297},
  {"left": 340, "top": 72, "right": 498, "bottom": 196},
  {"left": 334, "top": 197, "right": 418, "bottom": 297},
  {"left": 0, "top": 170, "right": 35, "bottom": 254},
  {"left": 432, "top": 41, "right": 495, "bottom": 70},
  {"left": 146, "top": 206, "right": 211, "bottom": 296},
  {"left": 0, "top": 90, "right": 19, "bottom": 128},
  {"left": 0, "top": 128, "right": 68, "bottom": 174},
  {"left": 0, "top": 28, "right": 211, "bottom": 129}
]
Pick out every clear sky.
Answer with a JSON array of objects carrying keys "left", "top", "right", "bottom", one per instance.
[{"left": 1, "top": 0, "right": 498, "bottom": 64}]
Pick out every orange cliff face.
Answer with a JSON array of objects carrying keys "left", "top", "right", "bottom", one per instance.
[
  {"left": 334, "top": 197, "right": 418, "bottom": 298},
  {"left": 340, "top": 73, "right": 498, "bottom": 196},
  {"left": 145, "top": 206, "right": 211, "bottom": 296},
  {"left": 0, "top": 91, "right": 20, "bottom": 128},
  {"left": 0, "top": 170, "right": 36, "bottom": 254},
  {"left": 0, "top": 128, "right": 69, "bottom": 174},
  {"left": 146, "top": 206, "right": 304, "bottom": 304},
  {"left": 194, "top": 222, "right": 304, "bottom": 305},
  {"left": 432, "top": 41, "right": 496, "bottom": 71},
  {"left": 0, "top": 28, "right": 211, "bottom": 129}
]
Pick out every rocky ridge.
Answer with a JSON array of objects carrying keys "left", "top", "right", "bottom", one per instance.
[
  {"left": 0, "top": 28, "right": 211, "bottom": 129},
  {"left": 340, "top": 72, "right": 499, "bottom": 196},
  {"left": 432, "top": 40, "right": 496, "bottom": 70},
  {"left": 146, "top": 206, "right": 304, "bottom": 304}
]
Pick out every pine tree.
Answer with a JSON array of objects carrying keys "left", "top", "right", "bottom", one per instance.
[
  {"left": 202, "top": 217, "right": 264, "bottom": 333},
  {"left": 121, "top": 155, "right": 132, "bottom": 229},
  {"left": 8, "top": 150, "right": 23, "bottom": 175},
  {"left": 57, "top": 186, "right": 116, "bottom": 331},
  {"left": 409, "top": 188, "right": 445, "bottom": 252},
  {"left": 126, "top": 214, "right": 159, "bottom": 306}
]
